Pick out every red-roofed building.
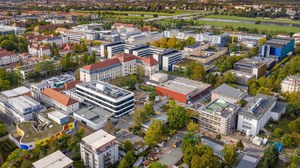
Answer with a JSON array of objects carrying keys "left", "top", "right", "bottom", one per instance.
[
  {"left": 112, "top": 22, "right": 138, "bottom": 34},
  {"left": 41, "top": 88, "right": 79, "bottom": 114},
  {"left": 0, "top": 49, "right": 19, "bottom": 66},
  {"left": 28, "top": 43, "right": 50, "bottom": 57},
  {"left": 80, "top": 53, "right": 159, "bottom": 82}
]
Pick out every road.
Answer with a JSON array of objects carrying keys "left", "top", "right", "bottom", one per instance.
[{"left": 0, "top": 112, "right": 16, "bottom": 134}]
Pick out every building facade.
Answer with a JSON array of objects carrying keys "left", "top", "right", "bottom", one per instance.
[
  {"left": 260, "top": 37, "right": 295, "bottom": 60},
  {"left": 281, "top": 75, "right": 300, "bottom": 93},
  {"left": 198, "top": 99, "right": 239, "bottom": 135},
  {"left": 75, "top": 81, "right": 135, "bottom": 118},
  {"left": 237, "top": 94, "right": 285, "bottom": 136},
  {"left": 80, "top": 130, "right": 119, "bottom": 168}
]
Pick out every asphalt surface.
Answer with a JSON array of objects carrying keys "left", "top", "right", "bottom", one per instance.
[{"left": 0, "top": 112, "right": 16, "bottom": 134}]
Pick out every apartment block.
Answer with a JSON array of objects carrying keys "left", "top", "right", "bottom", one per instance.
[
  {"left": 281, "top": 75, "right": 300, "bottom": 93},
  {"left": 80, "top": 130, "right": 119, "bottom": 168},
  {"left": 198, "top": 99, "right": 239, "bottom": 135}
]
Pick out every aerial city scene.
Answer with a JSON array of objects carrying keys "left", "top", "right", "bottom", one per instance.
[{"left": 0, "top": 0, "right": 300, "bottom": 167}]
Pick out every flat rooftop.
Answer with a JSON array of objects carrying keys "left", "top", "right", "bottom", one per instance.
[
  {"left": 159, "top": 148, "right": 183, "bottom": 167},
  {"left": 82, "top": 129, "right": 116, "bottom": 150},
  {"left": 200, "top": 99, "right": 238, "bottom": 118},
  {"left": 235, "top": 58, "right": 266, "bottom": 68},
  {"left": 211, "top": 84, "right": 247, "bottom": 101},
  {"left": 17, "top": 109, "right": 74, "bottom": 143},
  {"left": 115, "top": 129, "right": 144, "bottom": 144},
  {"left": 76, "top": 81, "right": 133, "bottom": 99},
  {"left": 264, "top": 37, "right": 293, "bottom": 48},
  {"left": 1, "top": 86, "right": 30, "bottom": 98},
  {"left": 158, "top": 77, "right": 211, "bottom": 95},
  {"left": 239, "top": 94, "right": 277, "bottom": 120},
  {"left": 175, "top": 58, "right": 196, "bottom": 67},
  {"left": 75, "top": 106, "right": 114, "bottom": 124},
  {"left": 32, "top": 150, "right": 73, "bottom": 168},
  {"left": 9, "top": 95, "right": 40, "bottom": 112},
  {"left": 42, "top": 74, "right": 75, "bottom": 85}
]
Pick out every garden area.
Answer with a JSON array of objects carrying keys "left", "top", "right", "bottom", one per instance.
[{"left": 0, "top": 139, "right": 18, "bottom": 164}]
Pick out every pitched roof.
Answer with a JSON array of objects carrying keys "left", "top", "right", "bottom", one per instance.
[
  {"left": 41, "top": 88, "right": 78, "bottom": 106},
  {"left": 81, "top": 58, "right": 121, "bottom": 71},
  {"left": 112, "top": 53, "right": 137, "bottom": 62},
  {"left": 64, "top": 80, "right": 81, "bottom": 90},
  {"left": 137, "top": 56, "right": 158, "bottom": 66},
  {"left": 112, "top": 23, "right": 135, "bottom": 28},
  {"left": 0, "top": 51, "right": 16, "bottom": 57}
]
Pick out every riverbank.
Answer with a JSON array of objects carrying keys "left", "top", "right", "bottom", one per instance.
[{"left": 195, "top": 20, "right": 300, "bottom": 33}]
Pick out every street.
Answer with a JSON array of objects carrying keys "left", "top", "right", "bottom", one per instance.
[{"left": 0, "top": 112, "right": 16, "bottom": 134}]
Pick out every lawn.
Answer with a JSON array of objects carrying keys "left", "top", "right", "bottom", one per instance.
[
  {"left": 265, "top": 117, "right": 290, "bottom": 133},
  {"left": 195, "top": 20, "right": 300, "bottom": 33},
  {"left": 204, "top": 14, "right": 300, "bottom": 25},
  {"left": 80, "top": 10, "right": 205, "bottom": 16}
]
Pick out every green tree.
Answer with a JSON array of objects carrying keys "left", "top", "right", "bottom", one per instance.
[
  {"left": 123, "top": 140, "right": 133, "bottom": 153},
  {"left": 236, "top": 140, "right": 244, "bottom": 150},
  {"left": 119, "top": 158, "right": 131, "bottom": 168},
  {"left": 144, "top": 102, "right": 154, "bottom": 116},
  {"left": 133, "top": 108, "right": 148, "bottom": 127},
  {"left": 187, "top": 121, "right": 198, "bottom": 132},
  {"left": 215, "top": 134, "right": 221, "bottom": 140},
  {"left": 288, "top": 117, "right": 300, "bottom": 133},
  {"left": 123, "top": 151, "right": 136, "bottom": 166},
  {"left": 260, "top": 144, "right": 279, "bottom": 168},
  {"left": 281, "top": 135, "right": 294, "bottom": 148},
  {"left": 0, "top": 122, "right": 7, "bottom": 136},
  {"left": 167, "top": 105, "right": 190, "bottom": 129},
  {"left": 144, "top": 120, "right": 167, "bottom": 146},
  {"left": 223, "top": 144, "right": 237, "bottom": 167},
  {"left": 258, "top": 37, "right": 267, "bottom": 48},
  {"left": 273, "top": 128, "right": 284, "bottom": 138},
  {"left": 148, "top": 161, "right": 168, "bottom": 168},
  {"left": 80, "top": 41, "right": 87, "bottom": 52}
]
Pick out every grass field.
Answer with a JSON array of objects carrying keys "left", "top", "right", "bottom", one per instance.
[
  {"left": 204, "top": 14, "right": 300, "bottom": 25},
  {"left": 81, "top": 10, "right": 205, "bottom": 16},
  {"left": 195, "top": 20, "right": 300, "bottom": 33}
]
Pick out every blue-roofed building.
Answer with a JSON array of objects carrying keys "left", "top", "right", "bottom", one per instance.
[{"left": 260, "top": 37, "right": 295, "bottom": 61}]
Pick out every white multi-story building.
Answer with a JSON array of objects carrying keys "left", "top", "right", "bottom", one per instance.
[
  {"left": 153, "top": 49, "right": 182, "bottom": 71},
  {"left": 75, "top": 81, "right": 134, "bottom": 118},
  {"left": 41, "top": 35, "right": 69, "bottom": 46},
  {"left": 112, "top": 23, "right": 138, "bottom": 34},
  {"left": 31, "top": 74, "right": 75, "bottom": 100},
  {"left": 127, "top": 31, "right": 163, "bottom": 45},
  {"left": 28, "top": 43, "right": 51, "bottom": 57},
  {"left": 0, "top": 50, "right": 19, "bottom": 66},
  {"left": 0, "top": 94, "right": 44, "bottom": 122},
  {"left": 80, "top": 53, "right": 158, "bottom": 82},
  {"left": 100, "top": 42, "right": 125, "bottom": 58},
  {"left": 281, "top": 75, "right": 300, "bottom": 93},
  {"left": 80, "top": 129, "right": 119, "bottom": 168},
  {"left": 237, "top": 94, "right": 285, "bottom": 136},
  {"left": 195, "top": 32, "right": 229, "bottom": 47},
  {"left": 198, "top": 99, "right": 239, "bottom": 135}
]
